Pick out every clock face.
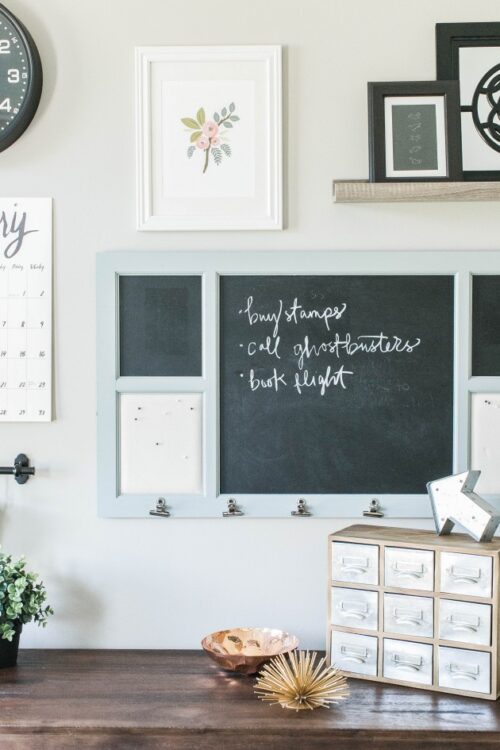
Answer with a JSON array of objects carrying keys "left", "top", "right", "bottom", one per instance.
[{"left": 0, "top": 3, "right": 42, "bottom": 152}]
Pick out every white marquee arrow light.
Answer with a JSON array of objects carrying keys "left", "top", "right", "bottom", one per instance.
[{"left": 427, "top": 470, "right": 500, "bottom": 543}]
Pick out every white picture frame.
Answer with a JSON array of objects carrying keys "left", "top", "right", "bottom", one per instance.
[{"left": 135, "top": 45, "right": 282, "bottom": 231}]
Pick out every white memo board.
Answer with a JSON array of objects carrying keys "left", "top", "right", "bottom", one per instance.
[
  {"left": 471, "top": 393, "right": 500, "bottom": 495},
  {"left": 119, "top": 393, "right": 203, "bottom": 495}
]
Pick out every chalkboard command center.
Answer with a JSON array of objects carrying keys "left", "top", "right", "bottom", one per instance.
[{"left": 97, "top": 251, "right": 500, "bottom": 518}]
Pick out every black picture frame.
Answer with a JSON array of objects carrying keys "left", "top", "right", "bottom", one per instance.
[
  {"left": 436, "top": 23, "right": 500, "bottom": 181},
  {"left": 368, "top": 81, "right": 463, "bottom": 183}
]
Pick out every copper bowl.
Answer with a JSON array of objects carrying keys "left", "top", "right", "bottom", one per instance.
[{"left": 201, "top": 627, "right": 299, "bottom": 675}]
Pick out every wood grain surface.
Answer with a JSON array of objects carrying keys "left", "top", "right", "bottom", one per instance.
[
  {"left": 0, "top": 650, "right": 499, "bottom": 748},
  {"left": 332, "top": 180, "right": 500, "bottom": 203}
]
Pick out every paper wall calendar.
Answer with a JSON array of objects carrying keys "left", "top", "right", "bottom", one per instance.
[{"left": 0, "top": 198, "right": 52, "bottom": 422}]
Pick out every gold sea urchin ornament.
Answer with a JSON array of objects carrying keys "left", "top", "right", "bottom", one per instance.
[{"left": 254, "top": 650, "right": 349, "bottom": 711}]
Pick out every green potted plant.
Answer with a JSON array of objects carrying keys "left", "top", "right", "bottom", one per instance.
[{"left": 0, "top": 549, "right": 53, "bottom": 667}]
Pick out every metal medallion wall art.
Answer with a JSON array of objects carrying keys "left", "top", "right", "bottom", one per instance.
[{"left": 437, "top": 23, "right": 500, "bottom": 180}]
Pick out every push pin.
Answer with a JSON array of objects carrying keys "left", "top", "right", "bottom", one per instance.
[
  {"left": 291, "top": 498, "right": 312, "bottom": 516},
  {"left": 149, "top": 497, "right": 170, "bottom": 517},
  {"left": 223, "top": 498, "right": 244, "bottom": 517},
  {"left": 363, "top": 498, "right": 384, "bottom": 518}
]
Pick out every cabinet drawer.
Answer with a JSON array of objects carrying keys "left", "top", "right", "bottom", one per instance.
[
  {"left": 385, "top": 547, "right": 434, "bottom": 591},
  {"left": 331, "top": 631, "right": 378, "bottom": 676},
  {"left": 332, "top": 542, "right": 379, "bottom": 585},
  {"left": 440, "top": 553, "right": 492, "bottom": 598},
  {"left": 384, "top": 593, "right": 433, "bottom": 638},
  {"left": 438, "top": 646, "right": 491, "bottom": 694},
  {"left": 439, "top": 599, "right": 491, "bottom": 646},
  {"left": 332, "top": 587, "right": 378, "bottom": 631},
  {"left": 383, "top": 638, "right": 433, "bottom": 685}
]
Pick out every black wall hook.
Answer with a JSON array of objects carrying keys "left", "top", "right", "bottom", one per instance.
[{"left": 0, "top": 454, "right": 36, "bottom": 484}]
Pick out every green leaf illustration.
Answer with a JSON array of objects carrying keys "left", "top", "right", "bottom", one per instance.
[
  {"left": 187, "top": 145, "right": 195, "bottom": 158},
  {"left": 221, "top": 107, "right": 227, "bottom": 117},
  {"left": 230, "top": 115, "right": 240, "bottom": 121},
  {"left": 181, "top": 117, "right": 201, "bottom": 129},
  {"left": 190, "top": 130, "right": 202, "bottom": 142},
  {"left": 214, "top": 112, "right": 220, "bottom": 123},
  {"left": 197, "top": 108, "right": 206, "bottom": 125},
  {"left": 223, "top": 121, "right": 233, "bottom": 128},
  {"left": 221, "top": 143, "right": 231, "bottom": 157},
  {"left": 229, "top": 102, "right": 235, "bottom": 112},
  {"left": 212, "top": 147, "right": 223, "bottom": 165}
]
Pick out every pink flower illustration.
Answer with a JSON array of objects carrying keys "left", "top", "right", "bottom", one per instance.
[
  {"left": 196, "top": 135, "right": 210, "bottom": 150},
  {"left": 182, "top": 103, "right": 239, "bottom": 173},
  {"left": 203, "top": 121, "right": 219, "bottom": 138}
]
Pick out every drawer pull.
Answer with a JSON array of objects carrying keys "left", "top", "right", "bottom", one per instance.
[
  {"left": 339, "top": 601, "right": 369, "bottom": 620},
  {"left": 394, "top": 607, "right": 424, "bottom": 627},
  {"left": 391, "top": 653, "right": 423, "bottom": 672},
  {"left": 340, "top": 645, "right": 368, "bottom": 664},
  {"left": 447, "top": 614, "right": 480, "bottom": 633},
  {"left": 447, "top": 565, "right": 481, "bottom": 584},
  {"left": 392, "top": 561, "right": 425, "bottom": 579},
  {"left": 341, "top": 555, "right": 369, "bottom": 574},
  {"left": 448, "top": 662, "right": 480, "bottom": 682}
]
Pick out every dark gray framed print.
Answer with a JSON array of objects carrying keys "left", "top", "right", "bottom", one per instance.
[{"left": 368, "top": 81, "right": 462, "bottom": 182}]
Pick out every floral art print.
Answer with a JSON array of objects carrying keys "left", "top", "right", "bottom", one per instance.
[{"left": 181, "top": 103, "right": 240, "bottom": 173}]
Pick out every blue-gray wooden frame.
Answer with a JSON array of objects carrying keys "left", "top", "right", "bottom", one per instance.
[{"left": 97, "top": 250, "right": 500, "bottom": 518}]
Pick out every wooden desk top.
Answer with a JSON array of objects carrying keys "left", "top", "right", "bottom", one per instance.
[{"left": 0, "top": 650, "right": 500, "bottom": 749}]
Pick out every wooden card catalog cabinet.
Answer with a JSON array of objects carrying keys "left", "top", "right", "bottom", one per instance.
[{"left": 328, "top": 525, "right": 500, "bottom": 699}]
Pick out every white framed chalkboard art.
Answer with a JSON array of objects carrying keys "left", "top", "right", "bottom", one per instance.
[
  {"left": 135, "top": 46, "right": 282, "bottom": 231},
  {"left": 97, "top": 250, "right": 500, "bottom": 519},
  {"left": 368, "top": 81, "right": 463, "bottom": 182}
]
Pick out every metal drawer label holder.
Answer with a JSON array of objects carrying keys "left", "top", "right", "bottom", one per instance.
[
  {"left": 391, "top": 652, "right": 424, "bottom": 673},
  {"left": 340, "top": 645, "right": 369, "bottom": 664},
  {"left": 392, "top": 560, "right": 426, "bottom": 579},
  {"left": 447, "top": 613, "right": 481, "bottom": 633},
  {"left": 339, "top": 600, "right": 369, "bottom": 620},
  {"left": 341, "top": 555, "right": 370, "bottom": 573},
  {"left": 447, "top": 565, "right": 482, "bottom": 585},
  {"left": 394, "top": 607, "right": 424, "bottom": 627}
]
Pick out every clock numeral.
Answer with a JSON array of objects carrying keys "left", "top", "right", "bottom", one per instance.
[
  {"left": 0, "top": 98, "right": 11, "bottom": 112},
  {"left": 0, "top": 39, "right": 10, "bottom": 54},
  {"left": 7, "top": 69, "right": 20, "bottom": 83}
]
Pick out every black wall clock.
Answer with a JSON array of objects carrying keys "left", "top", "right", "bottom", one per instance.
[{"left": 0, "top": 3, "right": 42, "bottom": 153}]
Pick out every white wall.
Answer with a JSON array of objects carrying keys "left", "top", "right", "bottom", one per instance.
[{"left": 1, "top": 0, "right": 500, "bottom": 649}]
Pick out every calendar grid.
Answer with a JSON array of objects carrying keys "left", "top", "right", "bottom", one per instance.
[{"left": 0, "top": 198, "right": 52, "bottom": 422}]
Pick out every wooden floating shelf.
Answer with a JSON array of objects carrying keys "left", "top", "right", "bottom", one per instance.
[{"left": 333, "top": 180, "right": 500, "bottom": 203}]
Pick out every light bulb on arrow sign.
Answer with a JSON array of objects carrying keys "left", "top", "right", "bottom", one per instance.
[{"left": 427, "top": 471, "right": 500, "bottom": 543}]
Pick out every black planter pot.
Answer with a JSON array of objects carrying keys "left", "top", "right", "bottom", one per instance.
[{"left": 0, "top": 622, "right": 22, "bottom": 668}]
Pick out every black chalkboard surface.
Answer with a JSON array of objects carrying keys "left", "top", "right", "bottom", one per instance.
[
  {"left": 119, "top": 275, "right": 202, "bottom": 377},
  {"left": 220, "top": 275, "right": 454, "bottom": 495},
  {"left": 472, "top": 276, "right": 500, "bottom": 376}
]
